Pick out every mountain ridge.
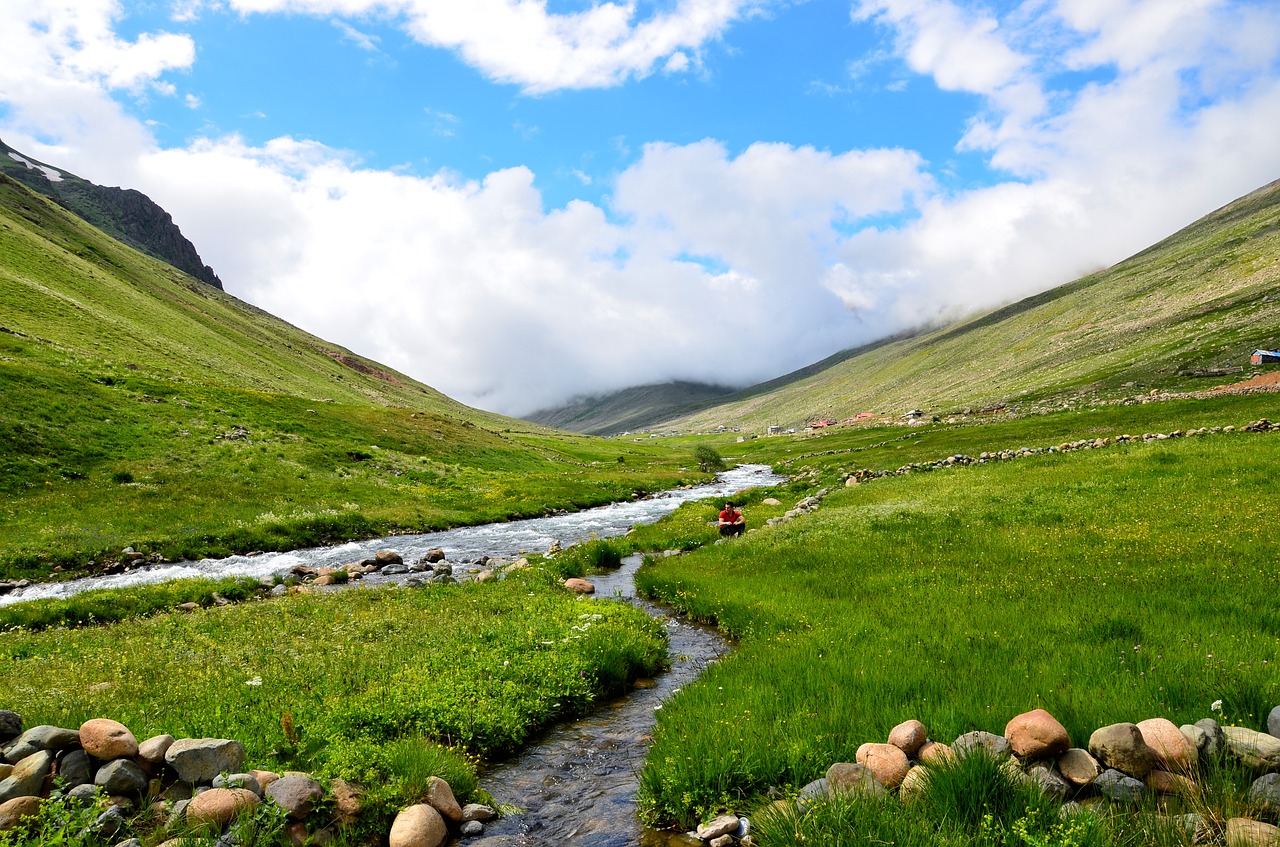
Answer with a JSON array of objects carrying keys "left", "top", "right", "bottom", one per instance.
[{"left": 0, "top": 137, "right": 224, "bottom": 290}]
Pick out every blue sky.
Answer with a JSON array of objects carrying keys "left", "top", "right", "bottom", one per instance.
[{"left": 3, "top": 1, "right": 1280, "bottom": 414}]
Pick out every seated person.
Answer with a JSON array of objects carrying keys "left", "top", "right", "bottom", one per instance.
[{"left": 718, "top": 501, "right": 745, "bottom": 536}]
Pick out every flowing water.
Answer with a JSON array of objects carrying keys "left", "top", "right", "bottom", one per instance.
[
  {"left": 469, "top": 554, "right": 727, "bottom": 847},
  {"left": 1, "top": 464, "right": 783, "bottom": 606}
]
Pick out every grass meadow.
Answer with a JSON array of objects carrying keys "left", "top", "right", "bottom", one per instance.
[
  {"left": 632, "top": 401, "right": 1280, "bottom": 839},
  {"left": 0, "top": 568, "right": 666, "bottom": 839}
]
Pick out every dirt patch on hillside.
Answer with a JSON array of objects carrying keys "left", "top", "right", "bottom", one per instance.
[
  {"left": 324, "top": 350, "right": 404, "bottom": 386},
  {"left": 1218, "top": 371, "right": 1280, "bottom": 391}
]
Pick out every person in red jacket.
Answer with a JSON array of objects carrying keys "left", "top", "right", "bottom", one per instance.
[{"left": 718, "top": 501, "right": 745, "bottom": 537}]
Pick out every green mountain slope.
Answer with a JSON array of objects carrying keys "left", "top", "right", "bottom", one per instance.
[
  {"left": 524, "top": 380, "right": 736, "bottom": 435},
  {"left": 0, "top": 174, "right": 696, "bottom": 579},
  {"left": 666, "top": 177, "right": 1280, "bottom": 431}
]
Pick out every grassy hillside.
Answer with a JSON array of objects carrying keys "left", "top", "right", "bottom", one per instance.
[
  {"left": 665, "top": 177, "right": 1280, "bottom": 431},
  {"left": 524, "top": 380, "right": 736, "bottom": 435},
  {"left": 0, "top": 174, "right": 699, "bottom": 579}
]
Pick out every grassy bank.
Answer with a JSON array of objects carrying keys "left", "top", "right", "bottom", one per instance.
[
  {"left": 0, "top": 568, "right": 666, "bottom": 836},
  {"left": 631, "top": 402, "right": 1280, "bottom": 833}
]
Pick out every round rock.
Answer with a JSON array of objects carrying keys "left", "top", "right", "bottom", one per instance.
[
  {"left": 1088, "top": 723, "right": 1155, "bottom": 778},
  {"left": 0, "top": 713, "right": 21, "bottom": 745},
  {"left": 1225, "top": 818, "right": 1280, "bottom": 847},
  {"left": 1249, "top": 773, "right": 1280, "bottom": 812},
  {"left": 825, "top": 762, "right": 886, "bottom": 797},
  {"left": 1005, "top": 709, "right": 1071, "bottom": 760},
  {"left": 953, "top": 730, "right": 1011, "bottom": 760},
  {"left": 186, "top": 788, "right": 260, "bottom": 829},
  {"left": 94, "top": 759, "right": 149, "bottom": 797},
  {"left": 887, "top": 720, "right": 928, "bottom": 757},
  {"left": 1093, "top": 768, "right": 1145, "bottom": 804},
  {"left": 1056, "top": 748, "right": 1102, "bottom": 788},
  {"left": 856, "top": 743, "right": 910, "bottom": 789},
  {"left": 0, "top": 796, "right": 41, "bottom": 831},
  {"left": 265, "top": 774, "right": 323, "bottom": 820},
  {"left": 425, "top": 775, "right": 462, "bottom": 823},
  {"left": 164, "top": 738, "right": 245, "bottom": 784},
  {"left": 79, "top": 719, "right": 139, "bottom": 761},
  {"left": 1268, "top": 705, "right": 1280, "bottom": 740},
  {"left": 1136, "top": 718, "right": 1193, "bottom": 773},
  {"left": 389, "top": 803, "right": 447, "bottom": 847}
]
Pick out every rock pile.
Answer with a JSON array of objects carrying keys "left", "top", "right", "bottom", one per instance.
[
  {"left": 0, "top": 712, "right": 494, "bottom": 846},
  {"left": 280, "top": 549, "right": 527, "bottom": 592},
  {"left": 694, "top": 705, "right": 1280, "bottom": 847}
]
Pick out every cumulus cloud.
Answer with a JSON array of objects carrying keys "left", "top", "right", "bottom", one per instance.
[{"left": 3, "top": 0, "right": 1280, "bottom": 417}]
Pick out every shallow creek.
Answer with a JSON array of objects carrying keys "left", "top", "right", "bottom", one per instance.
[
  {"left": 1, "top": 464, "right": 784, "bottom": 606},
  {"left": 471, "top": 554, "right": 728, "bottom": 847}
]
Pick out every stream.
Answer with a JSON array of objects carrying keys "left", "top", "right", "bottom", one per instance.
[
  {"left": 470, "top": 554, "right": 728, "bottom": 847},
  {"left": 0, "top": 464, "right": 784, "bottom": 606}
]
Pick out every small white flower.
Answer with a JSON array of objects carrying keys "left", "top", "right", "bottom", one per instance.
[
  {"left": 245, "top": 676, "right": 262, "bottom": 687},
  {"left": 1210, "top": 699, "right": 1223, "bottom": 712}
]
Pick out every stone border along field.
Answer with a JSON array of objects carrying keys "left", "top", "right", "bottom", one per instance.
[
  {"left": 0, "top": 713, "right": 492, "bottom": 846},
  {"left": 690, "top": 706, "right": 1280, "bottom": 847}
]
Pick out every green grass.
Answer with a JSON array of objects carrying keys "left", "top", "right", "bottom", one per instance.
[
  {"left": 630, "top": 402, "right": 1280, "bottom": 832},
  {"left": 0, "top": 569, "right": 666, "bottom": 833},
  {"left": 0, "top": 576, "right": 264, "bottom": 630}
]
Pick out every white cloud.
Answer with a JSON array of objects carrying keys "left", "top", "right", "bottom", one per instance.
[
  {"left": 4, "top": 0, "right": 1280, "bottom": 418},
  {"left": 221, "top": 0, "right": 758, "bottom": 92}
]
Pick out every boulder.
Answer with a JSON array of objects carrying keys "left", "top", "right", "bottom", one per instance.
[
  {"left": 1249, "top": 773, "right": 1280, "bottom": 812},
  {"left": 1093, "top": 768, "right": 1145, "bottom": 804},
  {"left": 1269, "top": 705, "right": 1280, "bottom": 739},
  {"left": 1005, "top": 709, "right": 1070, "bottom": 760},
  {"left": 79, "top": 719, "right": 139, "bottom": 761},
  {"left": 1056, "top": 748, "right": 1102, "bottom": 788},
  {"left": 856, "top": 743, "right": 910, "bottom": 788},
  {"left": 136, "top": 735, "right": 174, "bottom": 772},
  {"left": 425, "top": 775, "right": 462, "bottom": 823},
  {"left": 1025, "top": 762, "right": 1070, "bottom": 799},
  {"left": 5, "top": 726, "right": 80, "bottom": 762},
  {"left": 695, "top": 814, "right": 741, "bottom": 840},
  {"left": 1223, "top": 726, "right": 1280, "bottom": 771},
  {"left": 266, "top": 775, "right": 323, "bottom": 820},
  {"left": 462, "top": 803, "right": 497, "bottom": 822},
  {"left": 164, "top": 738, "right": 245, "bottom": 784},
  {"left": 1146, "top": 770, "right": 1196, "bottom": 797},
  {"left": 186, "top": 787, "right": 260, "bottom": 828},
  {"left": 422, "top": 549, "right": 446, "bottom": 564},
  {"left": 56, "top": 749, "right": 92, "bottom": 788},
  {"left": 0, "top": 796, "right": 41, "bottom": 831},
  {"left": 1193, "top": 718, "right": 1226, "bottom": 760},
  {"left": 917, "top": 741, "right": 954, "bottom": 765},
  {"left": 563, "top": 578, "right": 595, "bottom": 594},
  {"left": 1136, "top": 718, "right": 1193, "bottom": 773},
  {"left": 899, "top": 765, "right": 930, "bottom": 802},
  {"left": 332, "top": 778, "right": 364, "bottom": 825},
  {"left": 1226, "top": 818, "right": 1280, "bottom": 847},
  {"left": 389, "top": 803, "right": 447, "bottom": 847},
  {"left": 94, "top": 759, "right": 149, "bottom": 797},
  {"left": 376, "top": 549, "right": 403, "bottom": 566},
  {"left": 1088, "top": 723, "right": 1155, "bottom": 778},
  {"left": 888, "top": 720, "right": 928, "bottom": 757},
  {"left": 825, "top": 762, "right": 886, "bottom": 797},
  {"left": 0, "top": 713, "right": 20, "bottom": 744},
  {"left": 953, "top": 731, "right": 1011, "bottom": 760},
  {"left": 0, "top": 750, "right": 55, "bottom": 803},
  {"left": 250, "top": 769, "right": 282, "bottom": 791}
]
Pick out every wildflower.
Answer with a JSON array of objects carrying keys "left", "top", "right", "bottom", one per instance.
[
  {"left": 1211, "top": 699, "right": 1223, "bottom": 712},
  {"left": 245, "top": 676, "right": 262, "bottom": 687}
]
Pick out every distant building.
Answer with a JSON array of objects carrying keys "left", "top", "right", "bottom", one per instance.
[
  {"left": 1251, "top": 349, "right": 1280, "bottom": 364},
  {"left": 767, "top": 425, "right": 783, "bottom": 435}
]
